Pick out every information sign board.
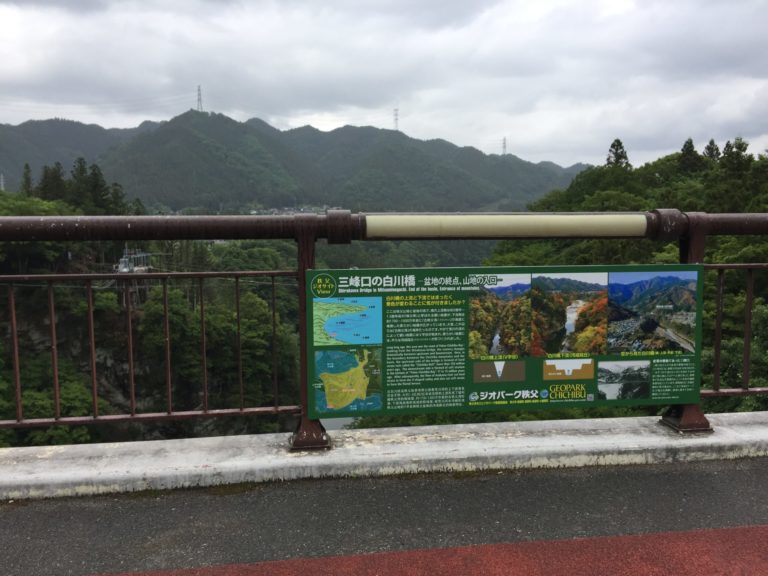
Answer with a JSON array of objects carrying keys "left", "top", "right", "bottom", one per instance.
[{"left": 306, "top": 265, "right": 702, "bottom": 419}]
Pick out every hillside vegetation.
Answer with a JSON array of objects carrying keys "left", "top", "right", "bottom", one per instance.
[{"left": 1, "top": 110, "right": 585, "bottom": 213}]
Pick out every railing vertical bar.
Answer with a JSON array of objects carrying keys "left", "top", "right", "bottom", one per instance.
[
  {"left": 742, "top": 268, "right": 754, "bottom": 390},
  {"left": 199, "top": 278, "right": 208, "bottom": 412},
  {"left": 235, "top": 277, "right": 244, "bottom": 411},
  {"left": 290, "top": 218, "right": 330, "bottom": 450},
  {"left": 8, "top": 284, "right": 23, "bottom": 421},
  {"left": 86, "top": 280, "right": 99, "bottom": 417},
  {"left": 125, "top": 280, "right": 137, "bottom": 416},
  {"left": 163, "top": 279, "right": 173, "bottom": 413},
  {"left": 272, "top": 275, "right": 278, "bottom": 408},
  {"left": 712, "top": 269, "right": 725, "bottom": 391},
  {"left": 48, "top": 282, "right": 61, "bottom": 419}
]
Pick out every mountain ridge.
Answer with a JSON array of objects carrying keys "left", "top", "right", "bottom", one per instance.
[
  {"left": 608, "top": 276, "right": 697, "bottom": 312},
  {"left": 1, "top": 110, "right": 587, "bottom": 212}
]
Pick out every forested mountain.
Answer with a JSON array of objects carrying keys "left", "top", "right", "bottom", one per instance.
[
  {"left": 530, "top": 276, "right": 605, "bottom": 293},
  {"left": 608, "top": 277, "right": 697, "bottom": 312},
  {"left": 0, "top": 118, "right": 156, "bottom": 190},
  {"left": 1, "top": 110, "right": 585, "bottom": 212},
  {"left": 487, "top": 283, "right": 530, "bottom": 300}
]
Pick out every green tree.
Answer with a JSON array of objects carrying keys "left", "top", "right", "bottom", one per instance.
[
  {"left": 721, "top": 137, "right": 753, "bottom": 178},
  {"left": 20, "top": 163, "right": 33, "bottom": 195},
  {"left": 606, "top": 139, "right": 631, "bottom": 169},
  {"left": 36, "top": 161, "right": 67, "bottom": 201},
  {"left": 87, "top": 163, "right": 112, "bottom": 213},
  {"left": 703, "top": 139, "right": 721, "bottom": 162},
  {"left": 678, "top": 138, "right": 705, "bottom": 174}
]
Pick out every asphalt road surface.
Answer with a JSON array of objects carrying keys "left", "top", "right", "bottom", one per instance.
[{"left": 2, "top": 457, "right": 768, "bottom": 576}]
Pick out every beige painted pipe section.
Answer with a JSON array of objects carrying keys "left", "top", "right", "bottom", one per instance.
[{"left": 364, "top": 213, "right": 648, "bottom": 239}]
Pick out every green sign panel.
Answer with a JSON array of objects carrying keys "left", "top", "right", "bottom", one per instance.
[{"left": 306, "top": 265, "right": 703, "bottom": 419}]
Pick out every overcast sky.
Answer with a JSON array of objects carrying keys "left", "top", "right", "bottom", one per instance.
[{"left": 1, "top": 0, "right": 766, "bottom": 166}]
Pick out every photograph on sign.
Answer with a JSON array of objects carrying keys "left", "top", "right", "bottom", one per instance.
[
  {"left": 468, "top": 273, "right": 531, "bottom": 359},
  {"left": 607, "top": 271, "right": 697, "bottom": 354},
  {"left": 531, "top": 272, "right": 608, "bottom": 356}
]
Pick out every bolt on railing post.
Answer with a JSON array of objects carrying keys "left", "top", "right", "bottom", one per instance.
[
  {"left": 660, "top": 212, "right": 713, "bottom": 433},
  {"left": 290, "top": 214, "right": 331, "bottom": 450}
]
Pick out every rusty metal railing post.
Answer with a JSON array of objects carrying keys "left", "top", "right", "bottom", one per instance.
[
  {"left": 289, "top": 210, "right": 361, "bottom": 450},
  {"left": 290, "top": 213, "right": 331, "bottom": 450},
  {"left": 660, "top": 212, "right": 713, "bottom": 433}
]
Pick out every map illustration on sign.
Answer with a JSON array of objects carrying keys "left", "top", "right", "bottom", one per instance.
[
  {"left": 313, "top": 348, "right": 382, "bottom": 414},
  {"left": 312, "top": 297, "right": 383, "bottom": 347}
]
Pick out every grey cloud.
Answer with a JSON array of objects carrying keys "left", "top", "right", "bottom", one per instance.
[
  {"left": 281, "top": 0, "right": 500, "bottom": 29},
  {"left": 1, "top": 0, "right": 116, "bottom": 11},
  {"left": 1, "top": 0, "right": 767, "bottom": 167}
]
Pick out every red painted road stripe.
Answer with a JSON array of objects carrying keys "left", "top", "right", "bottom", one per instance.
[{"left": 100, "top": 525, "right": 768, "bottom": 576}]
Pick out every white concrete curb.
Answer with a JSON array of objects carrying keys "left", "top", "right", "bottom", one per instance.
[{"left": 1, "top": 412, "right": 767, "bottom": 500}]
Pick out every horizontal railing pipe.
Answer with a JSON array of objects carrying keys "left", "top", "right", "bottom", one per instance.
[
  {"left": 362, "top": 212, "right": 650, "bottom": 239},
  {"left": 0, "top": 211, "right": 366, "bottom": 243},
  {"left": 1, "top": 210, "right": 768, "bottom": 243}
]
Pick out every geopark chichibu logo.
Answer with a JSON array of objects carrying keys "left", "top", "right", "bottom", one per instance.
[
  {"left": 468, "top": 392, "right": 480, "bottom": 402},
  {"left": 311, "top": 273, "right": 337, "bottom": 298}
]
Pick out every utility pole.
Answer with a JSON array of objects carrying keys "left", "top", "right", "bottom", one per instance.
[
  {"left": 394, "top": 108, "right": 399, "bottom": 131},
  {"left": 197, "top": 85, "right": 204, "bottom": 112}
]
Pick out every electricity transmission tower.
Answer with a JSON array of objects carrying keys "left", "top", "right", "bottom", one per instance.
[{"left": 197, "top": 86, "right": 204, "bottom": 112}]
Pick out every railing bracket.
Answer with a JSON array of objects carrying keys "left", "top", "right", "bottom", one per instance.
[
  {"left": 290, "top": 418, "right": 332, "bottom": 451},
  {"left": 659, "top": 404, "right": 713, "bottom": 434}
]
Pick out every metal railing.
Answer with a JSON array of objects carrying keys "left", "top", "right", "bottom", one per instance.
[
  {"left": 0, "top": 209, "right": 767, "bottom": 446},
  {"left": 0, "top": 270, "right": 300, "bottom": 428},
  {"left": 701, "top": 264, "right": 767, "bottom": 397}
]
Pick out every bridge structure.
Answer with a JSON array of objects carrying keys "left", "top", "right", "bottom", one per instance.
[
  {"left": 0, "top": 209, "right": 765, "bottom": 443},
  {"left": 0, "top": 210, "right": 768, "bottom": 574}
]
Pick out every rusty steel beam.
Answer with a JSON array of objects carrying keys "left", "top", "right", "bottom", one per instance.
[
  {"left": 0, "top": 405, "right": 302, "bottom": 429},
  {"left": 0, "top": 211, "right": 366, "bottom": 242},
  {"left": 701, "top": 388, "right": 768, "bottom": 397},
  {"left": 0, "top": 270, "right": 297, "bottom": 283},
  {"left": 702, "top": 213, "right": 768, "bottom": 236},
  {"left": 291, "top": 215, "right": 331, "bottom": 450},
  {"left": 660, "top": 219, "right": 713, "bottom": 433},
  {"left": 1, "top": 210, "right": 767, "bottom": 243}
]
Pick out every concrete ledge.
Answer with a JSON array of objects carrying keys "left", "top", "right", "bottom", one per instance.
[{"left": 1, "top": 411, "right": 768, "bottom": 500}]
